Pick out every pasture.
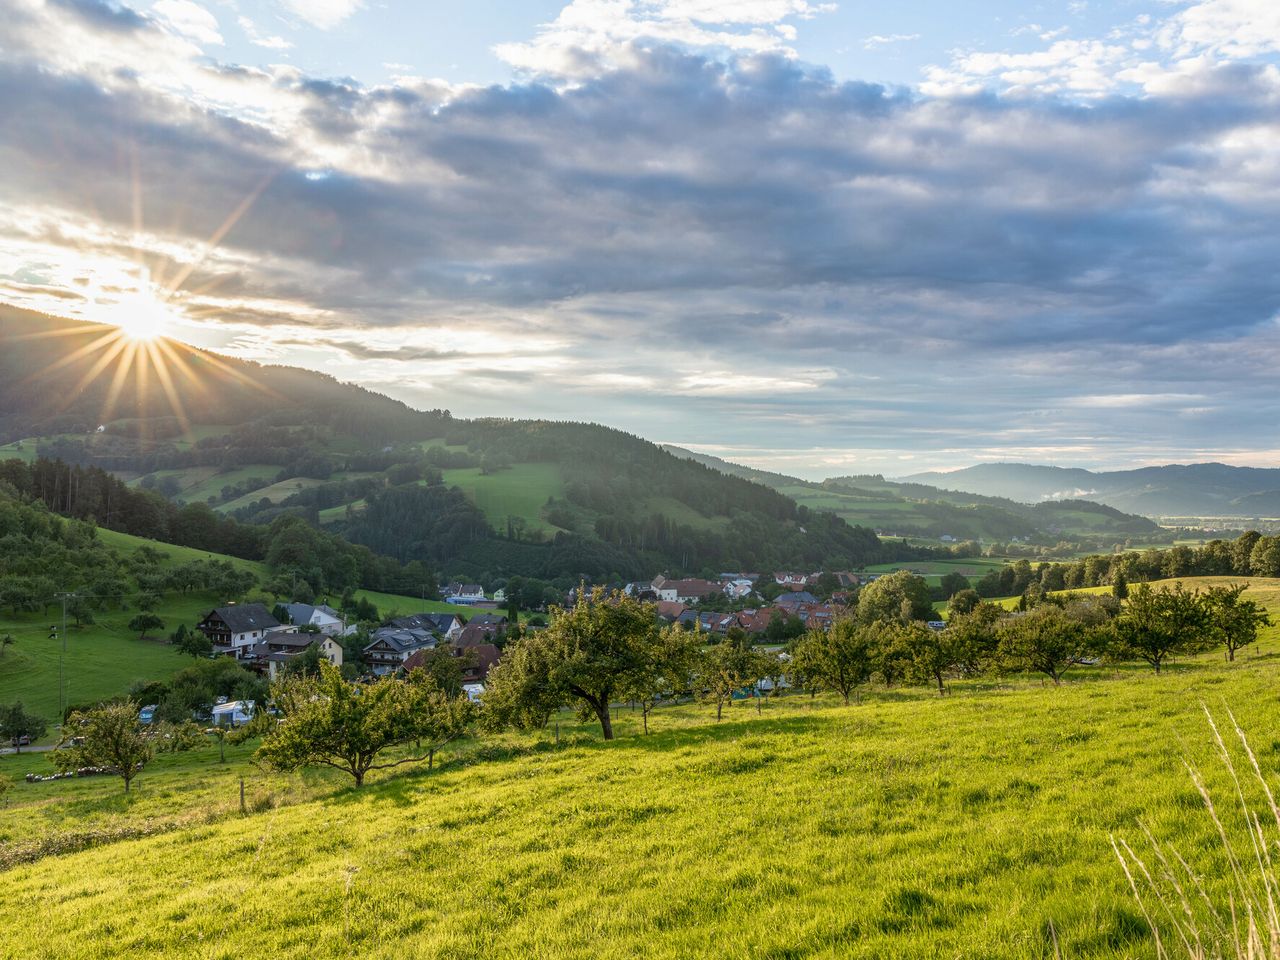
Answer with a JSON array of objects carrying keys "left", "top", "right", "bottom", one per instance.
[
  {"left": 441, "top": 463, "right": 567, "bottom": 535},
  {"left": 3, "top": 651, "right": 1279, "bottom": 958}
]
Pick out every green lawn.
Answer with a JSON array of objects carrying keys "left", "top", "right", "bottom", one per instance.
[
  {"left": 442, "top": 463, "right": 567, "bottom": 535},
  {"left": 4, "top": 652, "right": 1280, "bottom": 957}
]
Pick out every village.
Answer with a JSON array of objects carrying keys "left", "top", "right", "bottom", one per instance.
[{"left": 184, "top": 569, "right": 895, "bottom": 722}]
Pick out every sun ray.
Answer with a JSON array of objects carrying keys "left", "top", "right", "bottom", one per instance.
[
  {"left": 162, "top": 168, "right": 278, "bottom": 301},
  {"left": 144, "top": 339, "right": 192, "bottom": 435},
  {"left": 19, "top": 329, "right": 124, "bottom": 387},
  {"left": 100, "top": 339, "right": 141, "bottom": 424},
  {"left": 57, "top": 334, "right": 132, "bottom": 414}
]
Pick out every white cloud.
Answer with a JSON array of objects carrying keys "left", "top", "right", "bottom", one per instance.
[
  {"left": 238, "top": 15, "right": 293, "bottom": 50},
  {"left": 278, "top": 0, "right": 363, "bottom": 30},
  {"left": 863, "top": 33, "right": 920, "bottom": 50},
  {"left": 494, "top": 0, "right": 835, "bottom": 76},
  {"left": 153, "top": 0, "right": 222, "bottom": 45},
  {"left": 1158, "top": 0, "right": 1280, "bottom": 59}
]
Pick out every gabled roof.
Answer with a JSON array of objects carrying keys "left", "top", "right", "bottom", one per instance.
[
  {"left": 285, "top": 603, "right": 344, "bottom": 626},
  {"left": 201, "top": 604, "right": 280, "bottom": 634},
  {"left": 776, "top": 591, "right": 819, "bottom": 606},
  {"left": 467, "top": 613, "right": 508, "bottom": 627},
  {"left": 656, "top": 600, "right": 686, "bottom": 621},
  {"left": 391, "top": 613, "right": 462, "bottom": 633},
  {"left": 365, "top": 627, "right": 436, "bottom": 654},
  {"left": 456, "top": 622, "right": 502, "bottom": 647}
]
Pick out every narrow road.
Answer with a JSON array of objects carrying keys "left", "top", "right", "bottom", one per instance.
[{"left": 0, "top": 745, "right": 56, "bottom": 756}]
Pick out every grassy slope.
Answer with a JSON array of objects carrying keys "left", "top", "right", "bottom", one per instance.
[
  {"left": 441, "top": 463, "right": 567, "bottom": 535},
  {"left": 3, "top": 654, "right": 1279, "bottom": 957},
  {"left": 0, "top": 529, "right": 477, "bottom": 726}
]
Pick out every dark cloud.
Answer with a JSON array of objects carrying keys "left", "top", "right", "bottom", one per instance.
[{"left": 4, "top": 9, "right": 1280, "bottom": 469}]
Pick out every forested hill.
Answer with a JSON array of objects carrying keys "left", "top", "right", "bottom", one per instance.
[
  {"left": 0, "top": 304, "right": 451, "bottom": 448},
  {"left": 901, "top": 462, "right": 1280, "bottom": 517},
  {"left": 0, "top": 305, "right": 902, "bottom": 583},
  {"left": 663, "top": 446, "right": 1161, "bottom": 544}
]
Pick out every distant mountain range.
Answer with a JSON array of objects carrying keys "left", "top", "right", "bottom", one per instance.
[
  {"left": 663, "top": 446, "right": 1161, "bottom": 542},
  {"left": 899, "top": 463, "right": 1280, "bottom": 518}
]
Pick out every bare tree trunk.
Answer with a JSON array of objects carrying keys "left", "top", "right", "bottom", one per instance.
[{"left": 596, "top": 703, "right": 614, "bottom": 740}]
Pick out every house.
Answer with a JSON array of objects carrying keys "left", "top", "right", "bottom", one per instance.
[
  {"left": 363, "top": 626, "right": 439, "bottom": 675},
  {"left": 721, "top": 578, "right": 755, "bottom": 600},
  {"left": 774, "top": 572, "right": 810, "bottom": 587},
  {"left": 211, "top": 699, "right": 255, "bottom": 727},
  {"left": 697, "top": 611, "right": 736, "bottom": 634},
  {"left": 283, "top": 603, "right": 351, "bottom": 637},
  {"left": 776, "top": 591, "right": 819, "bottom": 609},
  {"left": 651, "top": 576, "right": 723, "bottom": 604},
  {"left": 656, "top": 600, "right": 687, "bottom": 623},
  {"left": 467, "top": 612, "right": 508, "bottom": 629},
  {"left": 441, "top": 582, "right": 486, "bottom": 605},
  {"left": 389, "top": 613, "right": 465, "bottom": 643},
  {"left": 403, "top": 641, "right": 502, "bottom": 685},
  {"left": 455, "top": 620, "right": 503, "bottom": 648},
  {"left": 196, "top": 604, "right": 282, "bottom": 658},
  {"left": 246, "top": 630, "right": 344, "bottom": 680}
]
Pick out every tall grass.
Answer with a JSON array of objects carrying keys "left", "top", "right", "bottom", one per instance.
[{"left": 1114, "top": 706, "right": 1280, "bottom": 959}]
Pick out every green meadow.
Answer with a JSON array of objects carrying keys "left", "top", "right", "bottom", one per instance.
[
  {"left": 3, "top": 649, "right": 1279, "bottom": 958},
  {"left": 0, "top": 529, "right": 475, "bottom": 728},
  {"left": 441, "top": 463, "right": 567, "bottom": 535}
]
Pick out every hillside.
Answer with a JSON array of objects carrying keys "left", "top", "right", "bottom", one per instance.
[
  {"left": 0, "top": 494, "right": 477, "bottom": 723},
  {"left": 663, "top": 445, "right": 1161, "bottom": 544},
  {"left": 0, "top": 306, "right": 905, "bottom": 581},
  {"left": 902, "top": 462, "right": 1280, "bottom": 518},
  {"left": 3, "top": 646, "right": 1279, "bottom": 957}
]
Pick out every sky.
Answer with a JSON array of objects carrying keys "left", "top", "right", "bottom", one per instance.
[{"left": 2, "top": 0, "right": 1280, "bottom": 479}]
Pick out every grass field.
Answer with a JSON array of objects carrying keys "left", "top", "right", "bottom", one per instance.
[
  {"left": 0, "top": 439, "right": 38, "bottom": 463},
  {"left": 0, "top": 529, "right": 478, "bottom": 731},
  {"left": 442, "top": 463, "right": 567, "bottom": 535},
  {"left": 217, "top": 475, "right": 329, "bottom": 512},
  {"left": 128, "top": 464, "right": 279, "bottom": 505},
  {"left": 3, "top": 648, "right": 1280, "bottom": 957}
]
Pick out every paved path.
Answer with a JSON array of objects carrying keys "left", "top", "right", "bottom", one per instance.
[{"left": 0, "top": 744, "right": 55, "bottom": 756}]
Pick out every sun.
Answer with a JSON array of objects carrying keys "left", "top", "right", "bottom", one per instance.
[{"left": 98, "top": 291, "right": 177, "bottom": 342}]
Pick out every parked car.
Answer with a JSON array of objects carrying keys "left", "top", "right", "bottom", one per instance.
[{"left": 10, "top": 735, "right": 31, "bottom": 747}]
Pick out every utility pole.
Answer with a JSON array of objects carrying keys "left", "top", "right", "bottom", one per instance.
[{"left": 52, "top": 592, "right": 71, "bottom": 719}]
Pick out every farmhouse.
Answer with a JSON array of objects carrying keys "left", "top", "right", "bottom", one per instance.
[
  {"left": 283, "top": 603, "right": 351, "bottom": 637},
  {"left": 441, "top": 582, "right": 486, "bottom": 604},
  {"left": 389, "top": 613, "right": 465, "bottom": 642},
  {"left": 364, "top": 625, "right": 439, "bottom": 675},
  {"left": 651, "top": 576, "right": 723, "bottom": 603},
  {"left": 246, "top": 630, "right": 344, "bottom": 680},
  {"left": 776, "top": 590, "right": 819, "bottom": 608},
  {"left": 196, "top": 604, "right": 282, "bottom": 658}
]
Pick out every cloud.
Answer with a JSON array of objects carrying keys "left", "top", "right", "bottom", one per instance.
[
  {"left": 238, "top": 16, "right": 293, "bottom": 50},
  {"left": 494, "top": 0, "right": 835, "bottom": 77},
  {"left": 153, "top": 0, "right": 222, "bottom": 45},
  {"left": 862, "top": 33, "right": 919, "bottom": 50},
  {"left": 278, "top": 0, "right": 363, "bottom": 30},
  {"left": 5, "top": 0, "right": 1280, "bottom": 471}
]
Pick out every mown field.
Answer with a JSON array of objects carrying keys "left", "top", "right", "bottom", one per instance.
[{"left": 2, "top": 650, "right": 1278, "bottom": 958}]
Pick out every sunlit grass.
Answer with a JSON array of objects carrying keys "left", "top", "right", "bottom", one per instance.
[{"left": 4, "top": 654, "right": 1280, "bottom": 957}]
